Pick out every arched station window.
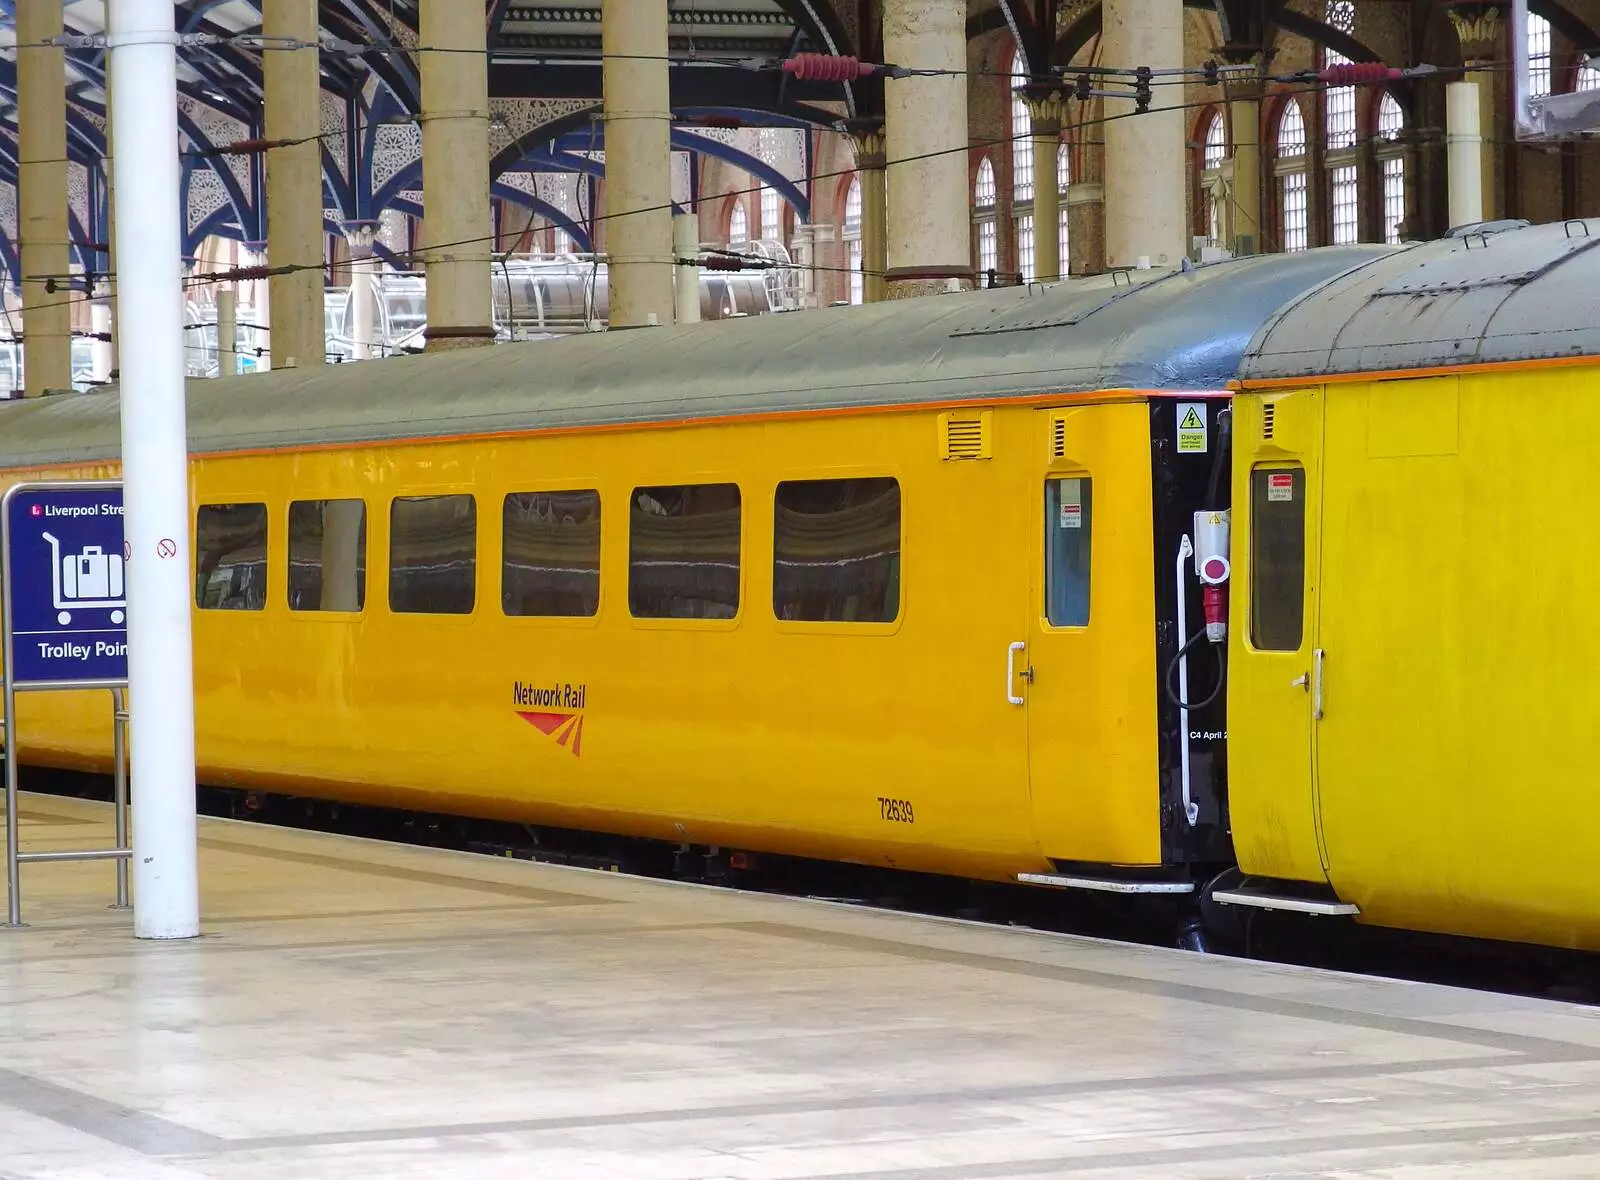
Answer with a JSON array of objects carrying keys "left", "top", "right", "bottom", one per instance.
[
  {"left": 1324, "top": 0, "right": 1359, "bottom": 245},
  {"left": 843, "top": 177, "right": 863, "bottom": 305},
  {"left": 1529, "top": 13, "right": 1553, "bottom": 98},
  {"left": 760, "top": 185, "right": 783, "bottom": 242},
  {"left": 1376, "top": 92, "right": 1407, "bottom": 244},
  {"left": 1200, "top": 111, "right": 1226, "bottom": 244},
  {"left": 728, "top": 199, "right": 748, "bottom": 248},
  {"left": 1057, "top": 142, "right": 1071, "bottom": 267},
  {"left": 973, "top": 156, "right": 998, "bottom": 278},
  {"left": 1276, "top": 100, "right": 1309, "bottom": 252},
  {"left": 1010, "top": 50, "right": 1035, "bottom": 281}
]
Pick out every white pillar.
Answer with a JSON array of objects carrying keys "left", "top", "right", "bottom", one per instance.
[
  {"left": 1446, "top": 81, "right": 1485, "bottom": 228},
  {"left": 244, "top": 243, "right": 270, "bottom": 368},
  {"left": 90, "top": 295, "right": 113, "bottom": 384},
  {"left": 108, "top": 0, "right": 200, "bottom": 940},
  {"left": 672, "top": 212, "right": 701, "bottom": 324},
  {"left": 882, "top": 0, "right": 970, "bottom": 296},
  {"left": 216, "top": 287, "right": 238, "bottom": 376},
  {"left": 1103, "top": 0, "right": 1187, "bottom": 268},
  {"left": 345, "top": 225, "right": 377, "bottom": 360}
]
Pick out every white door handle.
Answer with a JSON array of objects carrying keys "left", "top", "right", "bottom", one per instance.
[
  {"left": 1312, "top": 648, "right": 1325, "bottom": 720},
  {"left": 1290, "top": 672, "right": 1308, "bottom": 689},
  {"left": 1007, "top": 642, "right": 1026, "bottom": 706}
]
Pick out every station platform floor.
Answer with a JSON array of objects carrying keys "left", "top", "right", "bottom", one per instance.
[{"left": 2, "top": 794, "right": 1600, "bottom": 1178}]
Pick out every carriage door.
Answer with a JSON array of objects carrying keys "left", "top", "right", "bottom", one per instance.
[
  {"left": 1022, "top": 403, "right": 1162, "bottom": 868},
  {"left": 1225, "top": 388, "right": 1331, "bottom": 885}
]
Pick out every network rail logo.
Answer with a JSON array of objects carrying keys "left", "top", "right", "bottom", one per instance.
[{"left": 514, "top": 680, "right": 587, "bottom": 757}]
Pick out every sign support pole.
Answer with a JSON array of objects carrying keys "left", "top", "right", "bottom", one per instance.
[
  {"left": 108, "top": 0, "right": 199, "bottom": 939},
  {"left": 2, "top": 480, "right": 134, "bottom": 927}
]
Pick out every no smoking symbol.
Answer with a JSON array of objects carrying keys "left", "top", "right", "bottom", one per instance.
[{"left": 156, "top": 538, "right": 177, "bottom": 559}]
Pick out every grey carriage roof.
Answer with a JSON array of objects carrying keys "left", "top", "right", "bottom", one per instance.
[
  {"left": 0, "top": 245, "right": 1388, "bottom": 468},
  {"left": 1238, "top": 218, "right": 1600, "bottom": 382}
]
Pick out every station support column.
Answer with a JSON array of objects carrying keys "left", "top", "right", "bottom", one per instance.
[
  {"left": 17, "top": 1, "right": 73, "bottom": 397},
  {"left": 1448, "top": 5, "right": 1502, "bottom": 222},
  {"left": 845, "top": 120, "right": 888, "bottom": 302},
  {"left": 1103, "top": 0, "right": 1187, "bottom": 268},
  {"left": 883, "top": 0, "right": 972, "bottom": 297},
  {"left": 263, "top": 0, "right": 325, "bottom": 369},
  {"left": 107, "top": 0, "right": 200, "bottom": 940},
  {"left": 1024, "top": 91, "right": 1066, "bottom": 282},
  {"left": 672, "top": 213, "right": 701, "bottom": 324},
  {"left": 1222, "top": 67, "right": 1263, "bottom": 255},
  {"left": 601, "top": 0, "right": 676, "bottom": 326},
  {"left": 344, "top": 223, "right": 379, "bottom": 359},
  {"left": 419, "top": 0, "right": 495, "bottom": 349},
  {"left": 1446, "top": 82, "right": 1486, "bottom": 226}
]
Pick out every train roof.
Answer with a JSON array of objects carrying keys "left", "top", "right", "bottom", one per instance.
[
  {"left": 1238, "top": 218, "right": 1600, "bottom": 383},
  {"left": 0, "top": 245, "right": 1387, "bottom": 466}
]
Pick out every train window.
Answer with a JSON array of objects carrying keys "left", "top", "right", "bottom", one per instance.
[
  {"left": 1044, "top": 478, "right": 1092, "bottom": 626},
  {"left": 389, "top": 494, "right": 476, "bottom": 614},
  {"left": 503, "top": 490, "right": 601, "bottom": 617},
  {"left": 195, "top": 503, "right": 268, "bottom": 611},
  {"left": 1250, "top": 467, "right": 1305, "bottom": 650},
  {"left": 773, "top": 478, "right": 901, "bottom": 622},
  {"left": 288, "top": 499, "right": 367, "bottom": 612},
  {"left": 628, "top": 483, "right": 741, "bottom": 619}
]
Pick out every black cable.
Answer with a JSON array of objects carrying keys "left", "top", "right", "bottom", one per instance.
[{"left": 1165, "top": 627, "right": 1226, "bottom": 711}]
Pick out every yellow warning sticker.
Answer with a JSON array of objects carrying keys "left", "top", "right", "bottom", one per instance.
[{"left": 1176, "top": 402, "right": 1207, "bottom": 453}]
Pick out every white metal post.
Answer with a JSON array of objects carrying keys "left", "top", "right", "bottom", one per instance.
[
  {"left": 1446, "top": 82, "right": 1485, "bottom": 230},
  {"left": 216, "top": 288, "right": 238, "bottom": 377},
  {"left": 108, "top": 0, "right": 200, "bottom": 939},
  {"left": 672, "top": 213, "right": 701, "bottom": 325}
]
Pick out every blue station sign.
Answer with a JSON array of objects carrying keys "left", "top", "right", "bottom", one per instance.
[{"left": 4, "top": 484, "right": 128, "bottom": 685}]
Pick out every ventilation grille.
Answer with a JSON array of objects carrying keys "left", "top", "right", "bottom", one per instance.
[
  {"left": 939, "top": 411, "right": 993, "bottom": 460},
  {"left": 1261, "top": 402, "right": 1277, "bottom": 441},
  {"left": 1050, "top": 415, "right": 1067, "bottom": 458}
]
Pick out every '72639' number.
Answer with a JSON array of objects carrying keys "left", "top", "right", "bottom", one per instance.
[{"left": 878, "top": 796, "right": 915, "bottom": 824}]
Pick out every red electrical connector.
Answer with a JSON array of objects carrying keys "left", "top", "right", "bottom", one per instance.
[
  {"left": 1317, "top": 62, "right": 1405, "bottom": 85},
  {"left": 781, "top": 53, "right": 876, "bottom": 82}
]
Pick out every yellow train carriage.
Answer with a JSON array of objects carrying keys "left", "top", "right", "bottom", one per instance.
[
  {"left": 0, "top": 248, "right": 1378, "bottom": 897},
  {"left": 1228, "top": 218, "right": 1600, "bottom": 950}
]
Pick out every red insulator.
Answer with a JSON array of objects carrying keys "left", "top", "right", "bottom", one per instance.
[
  {"left": 781, "top": 53, "right": 873, "bottom": 82},
  {"left": 700, "top": 254, "right": 745, "bottom": 271},
  {"left": 216, "top": 137, "right": 277, "bottom": 155},
  {"left": 1319, "top": 62, "right": 1400, "bottom": 85}
]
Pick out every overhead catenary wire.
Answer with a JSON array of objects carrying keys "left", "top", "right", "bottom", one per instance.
[
  {"left": 2, "top": 55, "right": 1561, "bottom": 324},
  {"left": 2, "top": 71, "right": 1435, "bottom": 318},
  {"left": 24, "top": 28, "right": 1505, "bottom": 89}
]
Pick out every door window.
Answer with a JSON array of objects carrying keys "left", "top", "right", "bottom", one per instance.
[
  {"left": 1249, "top": 466, "right": 1306, "bottom": 650},
  {"left": 1044, "top": 477, "right": 1092, "bottom": 627}
]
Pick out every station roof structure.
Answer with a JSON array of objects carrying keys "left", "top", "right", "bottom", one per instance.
[{"left": 0, "top": 0, "right": 865, "bottom": 282}]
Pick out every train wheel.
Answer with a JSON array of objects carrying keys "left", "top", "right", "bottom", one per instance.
[{"left": 1194, "top": 867, "right": 1249, "bottom": 953}]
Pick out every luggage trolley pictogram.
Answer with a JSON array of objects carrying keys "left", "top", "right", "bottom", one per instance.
[{"left": 41, "top": 531, "right": 126, "bottom": 625}]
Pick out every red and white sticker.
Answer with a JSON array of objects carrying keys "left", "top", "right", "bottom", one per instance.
[
  {"left": 1266, "top": 473, "right": 1295, "bottom": 503},
  {"left": 1057, "top": 478, "right": 1085, "bottom": 528}
]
